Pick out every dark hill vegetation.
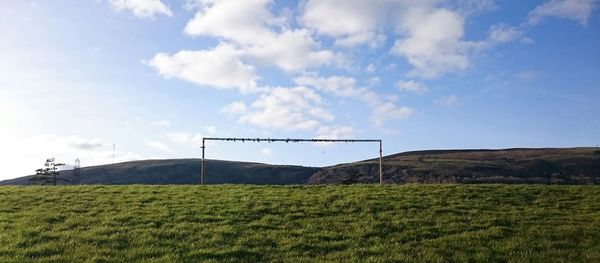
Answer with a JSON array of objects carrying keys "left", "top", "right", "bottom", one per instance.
[
  {"left": 0, "top": 159, "right": 319, "bottom": 185},
  {"left": 1, "top": 147, "right": 598, "bottom": 185},
  {"left": 310, "top": 147, "right": 600, "bottom": 184}
]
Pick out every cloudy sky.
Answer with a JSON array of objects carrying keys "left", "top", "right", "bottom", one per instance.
[{"left": 1, "top": 0, "right": 599, "bottom": 180}]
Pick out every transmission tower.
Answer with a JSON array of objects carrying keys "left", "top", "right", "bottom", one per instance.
[{"left": 73, "top": 158, "right": 81, "bottom": 185}]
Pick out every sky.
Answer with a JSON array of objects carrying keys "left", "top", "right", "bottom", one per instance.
[{"left": 1, "top": 0, "right": 599, "bottom": 180}]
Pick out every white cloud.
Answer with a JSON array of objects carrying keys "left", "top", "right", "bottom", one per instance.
[
  {"left": 457, "top": 23, "right": 528, "bottom": 52},
  {"left": 108, "top": 0, "right": 172, "bottom": 18},
  {"left": 154, "top": 0, "right": 524, "bottom": 95},
  {"left": 0, "top": 134, "right": 142, "bottom": 179},
  {"left": 313, "top": 126, "right": 355, "bottom": 147},
  {"left": 38, "top": 135, "right": 109, "bottom": 151},
  {"left": 397, "top": 80, "right": 428, "bottom": 94},
  {"left": 520, "top": 37, "right": 536, "bottom": 44},
  {"left": 223, "top": 86, "right": 334, "bottom": 131},
  {"left": 299, "top": 0, "right": 505, "bottom": 77},
  {"left": 184, "top": 0, "right": 282, "bottom": 41},
  {"left": 294, "top": 74, "right": 414, "bottom": 126},
  {"left": 259, "top": 147, "right": 273, "bottom": 156},
  {"left": 6, "top": 134, "right": 107, "bottom": 153},
  {"left": 437, "top": 94, "right": 459, "bottom": 107},
  {"left": 391, "top": 13, "right": 528, "bottom": 78},
  {"left": 335, "top": 33, "right": 386, "bottom": 48},
  {"left": 150, "top": 120, "right": 171, "bottom": 127},
  {"left": 52, "top": 137, "right": 142, "bottom": 166},
  {"left": 246, "top": 29, "right": 339, "bottom": 72},
  {"left": 300, "top": 0, "right": 380, "bottom": 37},
  {"left": 371, "top": 102, "right": 414, "bottom": 126},
  {"left": 300, "top": 0, "right": 498, "bottom": 77},
  {"left": 452, "top": 0, "right": 497, "bottom": 14},
  {"left": 184, "top": 0, "right": 281, "bottom": 44},
  {"left": 146, "top": 140, "right": 172, "bottom": 152},
  {"left": 295, "top": 74, "right": 367, "bottom": 98},
  {"left": 182, "top": 0, "right": 339, "bottom": 72},
  {"left": 165, "top": 132, "right": 205, "bottom": 148},
  {"left": 315, "top": 126, "right": 354, "bottom": 139},
  {"left": 365, "top": 63, "right": 376, "bottom": 73},
  {"left": 151, "top": 0, "right": 521, "bottom": 103},
  {"left": 528, "top": 0, "right": 596, "bottom": 26},
  {"left": 300, "top": 0, "right": 393, "bottom": 48},
  {"left": 488, "top": 24, "right": 524, "bottom": 43},
  {"left": 367, "top": 77, "right": 381, "bottom": 87},
  {"left": 392, "top": 8, "right": 469, "bottom": 78},
  {"left": 221, "top": 101, "right": 248, "bottom": 116},
  {"left": 144, "top": 0, "right": 526, "bottom": 139},
  {"left": 149, "top": 44, "right": 259, "bottom": 93}
]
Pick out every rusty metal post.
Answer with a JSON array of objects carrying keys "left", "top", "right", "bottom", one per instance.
[
  {"left": 379, "top": 140, "right": 383, "bottom": 185},
  {"left": 201, "top": 137, "right": 383, "bottom": 185},
  {"left": 201, "top": 138, "right": 205, "bottom": 185}
]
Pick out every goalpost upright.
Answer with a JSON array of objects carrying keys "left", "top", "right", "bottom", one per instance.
[{"left": 201, "top": 137, "right": 383, "bottom": 186}]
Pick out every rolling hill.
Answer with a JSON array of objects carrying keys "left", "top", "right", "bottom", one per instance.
[
  {"left": 310, "top": 147, "right": 600, "bottom": 184},
  {"left": 1, "top": 147, "right": 599, "bottom": 185},
  {"left": 0, "top": 159, "right": 319, "bottom": 185}
]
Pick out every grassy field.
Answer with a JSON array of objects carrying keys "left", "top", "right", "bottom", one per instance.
[{"left": 0, "top": 185, "right": 598, "bottom": 262}]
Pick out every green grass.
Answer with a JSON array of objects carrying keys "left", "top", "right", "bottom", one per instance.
[{"left": 0, "top": 185, "right": 598, "bottom": 262}]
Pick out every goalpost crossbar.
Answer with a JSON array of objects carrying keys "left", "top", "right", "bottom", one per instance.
[
  {"left": 203, "top": 137, "right": 381, "bottom": 143},
  {"left": 201, "top": 137, "right": 383, "bottom": 185}
]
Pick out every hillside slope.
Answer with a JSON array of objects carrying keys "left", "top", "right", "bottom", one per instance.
[
  {"left": 310, "top": 147, "right": 600, "bottom": 184},
  {"left": 0, "top": 159, "right": 319, "bottom": 185},
  {"left": 1, "top": 148, "right": 598, "bottom": 185}
]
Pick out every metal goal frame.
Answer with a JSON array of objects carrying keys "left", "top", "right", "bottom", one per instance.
[{"left": 201, "top": 137, "right": 383, "bottom": 185}]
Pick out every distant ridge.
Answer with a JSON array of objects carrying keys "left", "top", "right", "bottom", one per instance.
[
  {"left": 0, "top": 159, "right": 319, "bottom": 185},
  {"left": 1, "top": 147, "right": 599, "bottom": 185},
  {"left": 310, "top": 147, "right": 600, "bottom": 184}
]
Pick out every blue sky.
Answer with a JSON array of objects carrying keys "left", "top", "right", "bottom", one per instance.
[{"left": 1, "top": 0, "right": 599, "bottom": 179}]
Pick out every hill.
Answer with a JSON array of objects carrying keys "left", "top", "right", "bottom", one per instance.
[
  {"left": 310, "top": 147, "right": 600, "bottom": 184},
  {"left": 0, "top": 185, "right": 598, "bottom": 262},
  {"left": 1, "top": 147, "right": 599, "bottom": 185},
  {"left": 0, "top": 159, "right": 319, "bottom": 185}
]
